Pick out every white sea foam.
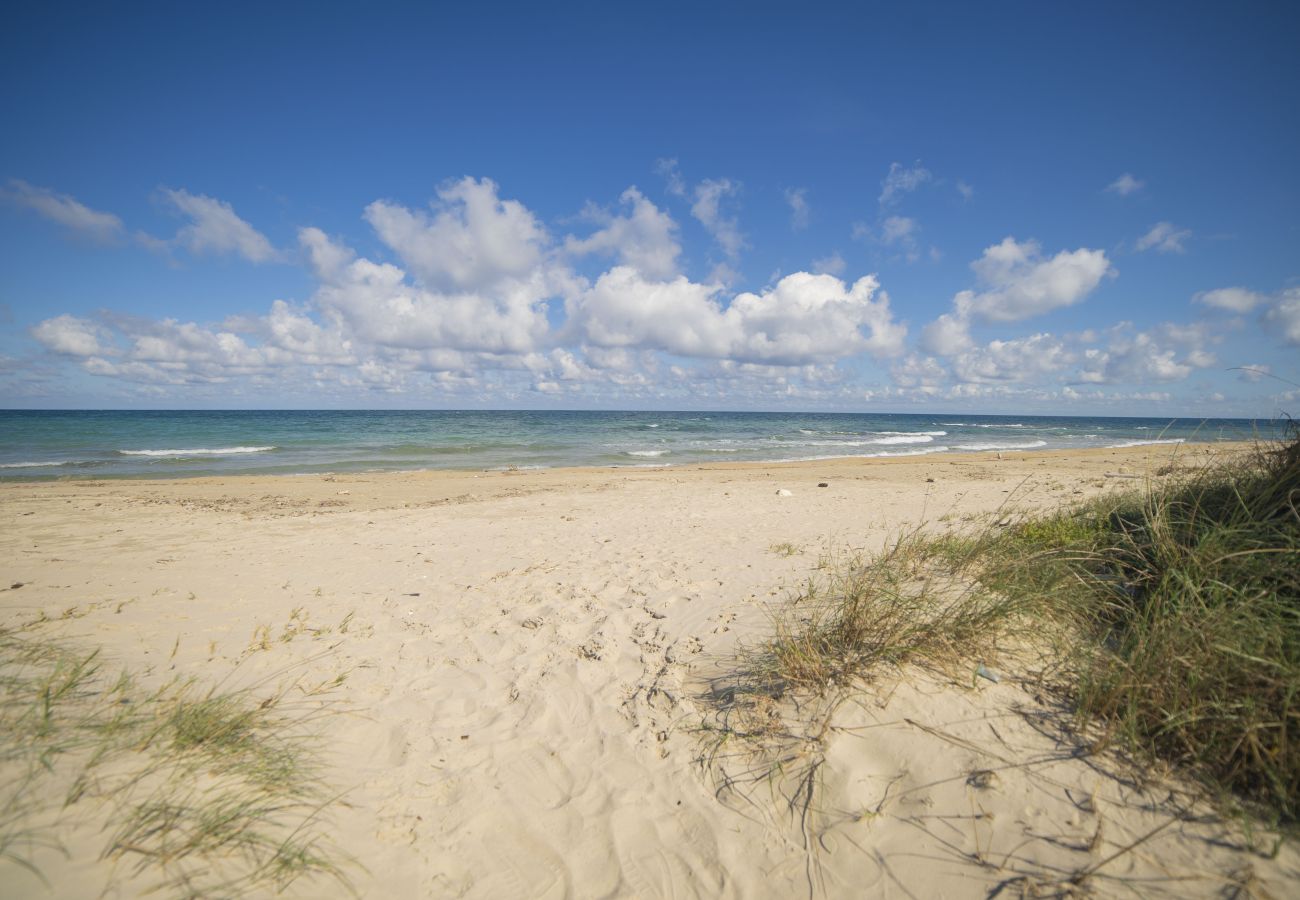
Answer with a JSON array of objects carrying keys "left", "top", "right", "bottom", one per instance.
[
  {"left": 872, "top": 430, "right": 947, "bottom": 437},
  {"left": 774, "top": 446, "right": 951, "bottom": 463},
  {"left": 625, "top": 449, "right": 671, "bottom": 457},
  {"left": 797, "top": 435, "right": 937, "bottom": 448},
  {"left": 118, "top": 446, "right": 277, "bottom": 457},
  {"left": 0, "top": 460, "right": 71, "bottom": 469},
  {"left": 1106, "top": 438, "right": 1185, "bottom": 448},
  {"left": 958, "top": 440, "right": 1048, "bottom": 451},
  {"left": 706, "top": 448, "right": 739, "bottom": 453}
]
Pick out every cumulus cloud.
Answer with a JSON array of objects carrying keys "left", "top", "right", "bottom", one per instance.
[
  {"left": 1136, "top": 221, "right": 1191, "bottom": 254},
  {"left": 1077, "top": 322, "right": 1218, "bottom": 384},
  {"left": 890, "top": 353, "right": 947, "bottom": 388},
  {"left": 1106, "top": 173, "right": 1144, "bottom": 196},
  {"left": 950, "top": 333, "right": 1076, "bottom": 384},
  {"left": 1195, "top": 286, "right": 1264, "bottom": 312},
  {"left": 364, "top": 177, "right": 547, "bottom": 290},
  {"left": 919, "top": 311, "right": 974, "bottom": 356},
  {"left": 1265, "top": 287, "right": 1300, "bottom": 346},
  {"left": 785, "top": 188, "right": 810, "bottom": 230},
  {"left": 31, "top": 315, "right": 108, "bottom": 356},
  {"left": 302, "top": 226, "right": 555, "bottom": 357},
  {"left": 879, "top": 161, "right": 931, "bottom": 206},
  {"left": 564, "top": 187, "right": 680, "bottom": 280},
  {"left": 923, "top": 238, "right": 1111, "bottom": 356},
  {"left": 163, "top": 189, "right": 279, "bottom": 262},
  {"left": 5, "top": 180, "right": 124, "bottom": 242},
  {"left": 568, "top": 267, "right": 905, "bottom": 365}
]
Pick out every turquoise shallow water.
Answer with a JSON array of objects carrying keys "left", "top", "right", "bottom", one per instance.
[{"left": 0, "top": 410, "right": 1277, "bottom": 480}]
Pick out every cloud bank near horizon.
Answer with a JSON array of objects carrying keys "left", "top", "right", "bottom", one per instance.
[{"left": 8, "top": 174, "right": 1299, "bottom": 413}]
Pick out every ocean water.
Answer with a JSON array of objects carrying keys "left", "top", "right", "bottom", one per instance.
[{"left": 0, "top": 410, "right": 1279, "bottom": 480}]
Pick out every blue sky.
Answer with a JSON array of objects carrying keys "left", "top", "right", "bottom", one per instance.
[{"left": 1, "top": 1, "right": 1297, "bottom": 414}]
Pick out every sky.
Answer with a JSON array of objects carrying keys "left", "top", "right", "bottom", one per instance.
[{"left": 1, "top": 1, "right": 1297, "bottom": 415}]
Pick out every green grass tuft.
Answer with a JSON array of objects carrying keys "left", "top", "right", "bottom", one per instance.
[
  {"left": 0, "top": 627, "right": 353, "bottom": 896},
  {"left": 720, "top": 430, "right": 1300, "bottom": 821}
]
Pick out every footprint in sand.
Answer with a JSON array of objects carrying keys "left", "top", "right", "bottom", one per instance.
[
  {"left": 466, "top": 826, "right": 570, "bottom": 900},
  {"left": 499, "top": 743, "right": 575, "bottom": 810},
  {"left": 612, "top": 807, "right": 700, "bottom": 900}
]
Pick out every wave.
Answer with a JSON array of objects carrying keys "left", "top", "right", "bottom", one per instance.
[
  {"left": 799, "top": 429, "right": 947, "bottom": 438},
  {"left": 942, "top": 423, "right": 1025, "bottom": 428},
  {"left": 1107, "top": 438, "right": 1185, "bottom": 448},
  {"left": 775, "top": 446, "right": 951, "bottom": 463},
  {"left": 958, "top": 440, "right": 1048, "bottom": 451},
  {"left": 705, "top": 448, "right": 739, "bottom": 453},
  {"left": 117, "top": 446, "right": 277, "bottom": 457},
  {"left": 0, "top": 460, "right": 74, "bottom": 469},
  {"left": 625, "top": 449, "right": 671, "bottom": 457},
  {"left": 799, "top": 434, "right": 936, "bottom": 447}
]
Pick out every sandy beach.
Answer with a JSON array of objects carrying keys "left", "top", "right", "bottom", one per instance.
[{"left": 3, "top": 442, "right": 1297, "bottom": 898}]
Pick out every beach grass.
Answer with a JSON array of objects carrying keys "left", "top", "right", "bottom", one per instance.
[
  {"left": 715, "top": 429, "right": 1300, "bottom": 821},
  {"left": 0, "top": 626, "right": 353, "bottom": 896}
]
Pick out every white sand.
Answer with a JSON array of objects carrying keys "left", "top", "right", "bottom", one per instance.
[{"left": 2, "top": 444, "right": 1297, "bottom": 897}]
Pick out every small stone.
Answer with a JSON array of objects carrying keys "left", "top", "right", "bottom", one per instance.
[
  {"left": 776, "top": 489, "right": 793, "bottom": 497},
  {"left": 925, "top": 477, "right": 935, "bottom": 483},
  {"left": 817, "top": 482, "right": 828, "bottom": 488}
]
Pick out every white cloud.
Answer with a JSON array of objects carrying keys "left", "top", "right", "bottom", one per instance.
[
  {"left": 1237, "top": 364, "right": 1271, "bottom": 383},
  {"left": 919, "top": 311, "right": 973, "bottom": 356},
  {"left": 890, "top": 353, "right": 947, "bottom": 388},
  {"left": 1194, "top": 286, "right": 1264, "bottom": 312},
  {"left": 568, "top": 267, "right": 904, "bottom": 365},
  {"left": 956, "top": 181, "right": 974, "bottom": 201},
  {"left": 1078, "top": 322, "right": 1218, "bottom": 384},
  {"left": 785, "top": 188, "right": 810, "bottom": 230},
  {"left": 1106, "top": 173, "right": 1144, "bottom": 196},
  {"left": 302, "top": 227, "right": 555, "bottom": 357},
  {"left": 5, "top": 180, "right": 124, "bottom": 242},
  {"left": 880, "top": 215, "right": 917, "bottom": 244},
  {"left": 163, "top": 189, "right": 278, "bottom": 262},
  {"left": 879, "top": 161, "right": 931, "bottom": 206},
  {"left": 932, "top": 237, "right": 1111, "bottom": 329},
  {"left": 811, "top": 252, "right": 846, "bottom": 276},
  {"left": 951, "top": 333, "right": 1076, "bottom": 384},
  {"left": 690, "top": 178, "right": 745, "bottom": 260},
  {"left": 879, "top": 215, "right": 922, "bottom": 262},
  {"left": 31, "top": 315, "right": 108, "bottom": 356},
  {"left": 1265, "top": 287, "right": 1300, "bottom": 346},
  {"left": 1136, "top": 221, "right": 1191, "bottom": 254},
  {"left": 364, "top": 177, "right": 547, "bottom": 290},
  {"left": 654, "top": 158, "right": 686, "bottom": 197},
  {"left": 564, "top": 187, "right": 680, "bottom": 280}
]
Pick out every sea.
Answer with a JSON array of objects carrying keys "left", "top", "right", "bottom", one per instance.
[{"left": 0, "top": 410, "right": 1281, "bottom": 481}]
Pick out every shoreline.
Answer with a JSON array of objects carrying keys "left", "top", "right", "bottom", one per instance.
[{"left": 0, "top": 439, "right": 1253, "bottom": 493}]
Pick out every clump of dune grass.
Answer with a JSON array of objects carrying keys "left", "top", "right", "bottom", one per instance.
[
  {"left": 0, "top": 626, "right": 353, "bottom": 896},
  {"left": 715, "top": 430, "right": 1300, "bottom": 821}
]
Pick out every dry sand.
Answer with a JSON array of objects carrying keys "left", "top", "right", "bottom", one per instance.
[{"left": 2, "top": 443, "right": 1297, "bottom": 897}]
